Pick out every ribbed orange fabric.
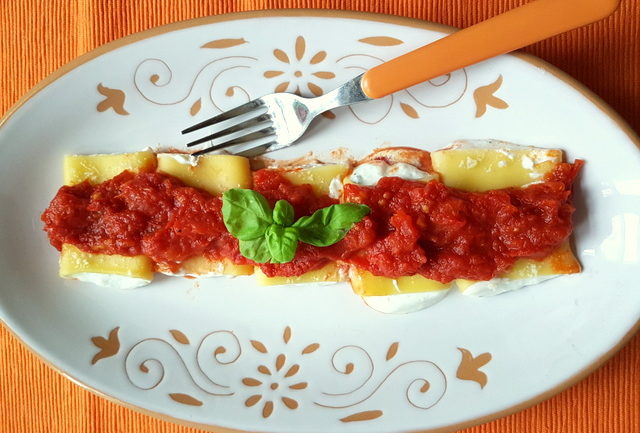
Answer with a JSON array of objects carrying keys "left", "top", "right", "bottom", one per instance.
[{"left": 0, "top": 1, "right": 638, "bottom": 432}]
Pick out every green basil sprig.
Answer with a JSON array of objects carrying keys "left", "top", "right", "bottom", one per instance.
[
  {"left": 222, "top": 189, "right": 369, "bottom": 264},
  {"left": 221, "top": 189, "right": 273, "bottom": 240},
  {"left": 292, "top": 203, "right": 371, "bottom": 247}
]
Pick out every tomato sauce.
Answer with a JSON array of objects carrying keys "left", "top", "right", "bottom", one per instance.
[
  {"left": 252, "top": 169, "right": 337, "bottom": 277},
  {"left": 42, "top": 161, "right": 582, "bottom": 281},
  {"left": 41, "top": 171, "right": 245, "bottom": 272},
  {"left": 339, "top": 161, "right": 583, "bottom": 282}
]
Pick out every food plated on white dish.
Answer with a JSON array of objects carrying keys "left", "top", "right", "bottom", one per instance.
[
  {"left": 1, "top": 11, "right": 639, "bottom": 433},
  {"left": 42, "top": 140, "right": 583, "bottom": 316}
]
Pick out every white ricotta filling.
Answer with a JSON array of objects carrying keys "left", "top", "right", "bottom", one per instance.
[
  {"left": 158, "top": 153, "right": 199, "bottom": 166},
  {"left": 328, "top": 176, "right": 344, "bottom": 199},
  {"left": 348, "top": 161, "right": 435, "bottom": 186},
  {"left": 460, "top": 275, "right": 558, "bottom": 297},
  {"left": 362, "top": 289, "right": 450, "bottom": 314},
  {"left": 70, "top": 273, "right": 151, "bottom": 289},
  {"left": 159, "top": 270, "right": 222, "bottom": 279}
]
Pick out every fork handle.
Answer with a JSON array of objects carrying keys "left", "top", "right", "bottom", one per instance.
[{"left": 361, "top": 0, "right": 619, "bottom": 99}]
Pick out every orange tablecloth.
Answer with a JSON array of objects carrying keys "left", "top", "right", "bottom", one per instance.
[{"left": 1, "top": 1, "right": 639, "bottom": 432}]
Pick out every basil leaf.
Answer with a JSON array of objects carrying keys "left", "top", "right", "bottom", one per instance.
[
  {"left": 273, "top": 200, "right": 295, "bottom": 227},
  {"left": 265, "top": 225, "right": 299, "bottom": 263},
  {"left": 293, "top": 203, "right": 370, "bottom": 247},
  {"left": 239, "top": 238, "right": 271, "bottom": 263},
  {"left": 222, "top": 189, "right": 273, "bottom": 240}
]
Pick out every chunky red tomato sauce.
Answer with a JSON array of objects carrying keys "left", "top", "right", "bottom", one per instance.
[
  {"left": 42, "top": 162, "right": 582, "bottom": 281},
  {"left": 339, "top": 161, "right": 583, "bottom": 282},
  {"left": 252, "top": 169, "right": 337, "bottom": 277},
  {"left": 41, "top": 171, "right": 245, "bottom": 271}
]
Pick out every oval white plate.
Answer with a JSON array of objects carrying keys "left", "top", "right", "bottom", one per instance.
[{"left": 1, "top": 10, "right": 639, "bottom": 433}]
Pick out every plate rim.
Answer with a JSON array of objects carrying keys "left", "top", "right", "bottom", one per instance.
[{"left": 1, "top": 8, "right": 639, "bottom": 433}]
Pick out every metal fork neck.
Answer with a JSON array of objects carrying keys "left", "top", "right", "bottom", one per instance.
[{"left": 313, "top": 73, "right": 372, "bottom": 112}]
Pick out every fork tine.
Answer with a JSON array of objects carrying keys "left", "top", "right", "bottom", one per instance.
[
  {"left": 191, "top": 130, "right": 276, "bottom": 156},
  {"left": 185, "top": 113, "right": 272, "bottom": 148},
  {"left": 181, "top": 99, "right": 265, "bottom": 134},
  {"left": 235, "top": 141, "right": 279, "bottom": 157}
]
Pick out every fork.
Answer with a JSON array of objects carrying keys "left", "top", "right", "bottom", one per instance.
[{"left": 183, "top": 0, "right": 619, "bottom": 157}]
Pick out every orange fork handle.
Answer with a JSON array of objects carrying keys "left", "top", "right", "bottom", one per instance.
[{"left": 361, "top": 0, "right": 620, "bottom": 99}]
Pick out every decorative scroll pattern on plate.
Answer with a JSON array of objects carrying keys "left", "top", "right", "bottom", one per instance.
[
  {"left": 473, "top": 75, "right": 509, "bottom": 118},
  {"left": 91, "top": 326, "right": 492, "bottom": 422},
  {"left": 96, "top": 84, "right": 129, "bottom": 116},
  {"left": 241, "top": 326, "right": 314, "bottom": 418},
  {"left": 97, "top": 34, "right": 508, "bottom": 121},
  {"left": 456, "top": 347, "right": 492, "bottom": 388}
]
